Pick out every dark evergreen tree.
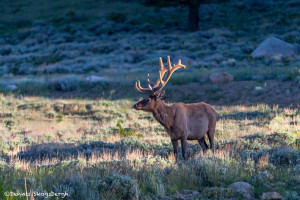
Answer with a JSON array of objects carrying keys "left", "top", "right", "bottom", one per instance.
[{"left": 143, "top": 0, "right": 205, "bottom": 30}]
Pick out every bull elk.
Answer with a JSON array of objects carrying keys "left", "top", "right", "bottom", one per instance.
[{"left": 133, "top": 56, "right": 217, "bottom": 161}]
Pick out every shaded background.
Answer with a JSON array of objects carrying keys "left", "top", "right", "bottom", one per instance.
[{"left": 0, "top": 0, "right": 300, "bottom": 105}]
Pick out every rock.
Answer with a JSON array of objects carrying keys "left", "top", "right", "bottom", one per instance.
[
  {"left": 253, "top": 86, "right": 265, "bottom": 96},
  {"left": 251, "top": 36, "right": 297, "bottom": 60},
  {"left": 86, "top": 75, "right": 109, "bottom": 82},
  {"left": 6, "top": 84, "right": 18, "bottom": 91},
  {"left": 261, "top": 192, "right": 283, "bottom": 200},
  {"left": 209, "top": 72, "right": 234, "bottom": 83},
  {"left": 229, "top": 182, "right": 254, "bottom": 200},
  {"left": 258, "top": 171, "right": 274, "bottom": 181}
]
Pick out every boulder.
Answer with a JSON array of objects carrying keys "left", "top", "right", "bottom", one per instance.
[
  {"left": 209, "top": 72, "right": 234, "bottom": 83},
  {"left": 251, "top": 36, "right": 297, "bottom": 60},
  {"left": 86, "top": 75, "right": 109, "bottom": 82},
  {"left": 229, "top": 182, "right": 254, "bottom": 200},
  {"left": 6, "top": 84, "right": 18, "bottom": 91},
  {"left": 261, "top": 192, "right": 283, "bottom": 200}
]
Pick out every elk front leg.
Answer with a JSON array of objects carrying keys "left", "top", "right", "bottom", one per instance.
[
  {"left": 171, "top": 140, "right": 178, "bottom": 162},
  {"left": 181, "top": 137, "right": 188, "bottom": 161}
]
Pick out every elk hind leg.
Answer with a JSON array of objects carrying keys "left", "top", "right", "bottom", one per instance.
[
  {"left": 198, "top": 137, "right": 208, "bottom": 155},
  {"left": 207, "top": 128, "right": 215, "bottom": 155}
]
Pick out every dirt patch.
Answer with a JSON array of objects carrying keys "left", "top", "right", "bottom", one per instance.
[{"left": 166, "top": 80, "right": 300, "bottom": 107}]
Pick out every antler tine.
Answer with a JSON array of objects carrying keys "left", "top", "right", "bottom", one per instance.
[
  {"left": 135, "top": 56, "right": 186, "bottom": 96},
  {"left": 147, "top": 74, "right": 155, "bottom": 85},
  {"left": 135, "top": 81, "right": 144, "bottom": 93},
  {"left": 152, "top": 57, "right": 186, "bottom": 93},
  {"left": 172, "top": 59, "right": 186, "bottom": 71},
  {"left": 138, "top": 80, "right": 143, "bottom": 89},
  {"left": 167, "top": 56, "right": 172, "bottom": 70},
  {"left": 135, "top": 80, "right": 152, "bottom": 95},
  {"left": 159, "top": 57, "right": 164, "bottom": 72},
  {"left": 159, "top": 70, "right": 164, "bottom": 85},
  {"left": 154, "top": 57, "right": 168, "bottom": 87},
  {"left": 147, "top": 74, "right": 153, "bottom": 90}
]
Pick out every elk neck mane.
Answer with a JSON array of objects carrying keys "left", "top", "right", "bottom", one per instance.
[{"left": 151, "top": 99, "right": 175, "bottom": 129}]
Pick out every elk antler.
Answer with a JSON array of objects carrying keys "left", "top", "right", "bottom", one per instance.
[{"left": 135, "top": 56, "right": 186, "bottom": 96}]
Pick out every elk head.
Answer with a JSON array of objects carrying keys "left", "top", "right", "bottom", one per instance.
[{"left": 133, "top": 56, "right": 186, "bottom": 111}]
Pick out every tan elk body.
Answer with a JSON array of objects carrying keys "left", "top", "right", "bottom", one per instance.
[{"left": 133, "top": 56, "right": 217, "bottom": 160}]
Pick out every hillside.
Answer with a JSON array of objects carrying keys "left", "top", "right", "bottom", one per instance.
[{"left": 0, "top": 0, "right": 300, "bottom": 105}]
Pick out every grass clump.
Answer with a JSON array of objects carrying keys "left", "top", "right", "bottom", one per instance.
[
  {"left": 57, "top": 113, "right": 64, "bottom": 123},
  {"left": 115, "top": 121, "right": 136, "bottom": 137}
]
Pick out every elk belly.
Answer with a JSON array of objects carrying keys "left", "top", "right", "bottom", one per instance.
[{"left": 186, "top": 120, "right": 209, "bottom": 140}]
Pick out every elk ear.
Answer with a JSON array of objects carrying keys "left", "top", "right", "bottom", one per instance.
[{"left": 155, "top": 90, "right": 165, "bottom": 99}]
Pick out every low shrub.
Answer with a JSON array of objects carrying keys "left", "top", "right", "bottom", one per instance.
[
  {"left": 54, "top": 76, "right": 84, "bottom": 91},
  {"left": 269, "top": 147, "right": 299, "bottom": 165},
  {"left": 98, "top": 173, "right": 139, "bottom": 200},
  {"left": 144, "top": 168, "right": 166, "bottom": 197}
]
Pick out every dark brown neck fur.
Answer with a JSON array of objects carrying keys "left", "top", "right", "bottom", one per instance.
[{"left": 151, "top": 99, "right": 175, "bottom": 130}]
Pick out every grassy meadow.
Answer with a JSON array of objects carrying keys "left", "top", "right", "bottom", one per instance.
[
  {"left": 0, "top": 96, "right": 299, "bottom": 199},
  {"left": 0, "top": 0, "right": 300, "bottom": 199}
]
